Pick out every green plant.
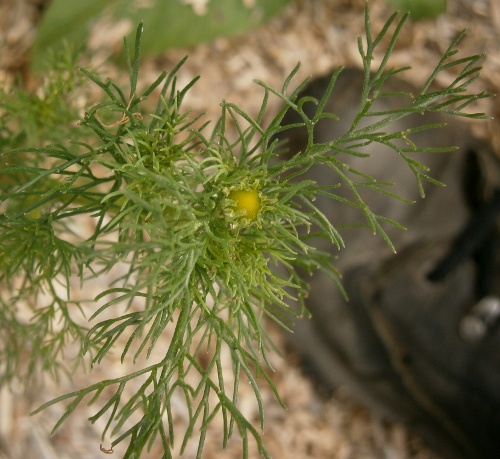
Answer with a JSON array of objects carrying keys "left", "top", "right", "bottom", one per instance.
[
  {"left": 32, "top": 0, "right": 291, "bottom": 71},
  {"left": 0, "top": 4, "right": 490, "bottom": 458},
  {"left": 387, "top": 0, "right": 446, "bottom": 19}
]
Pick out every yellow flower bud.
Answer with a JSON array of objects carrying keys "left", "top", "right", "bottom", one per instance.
[{"left": 228, "top": 189, "right": 261, "bottom": 220}]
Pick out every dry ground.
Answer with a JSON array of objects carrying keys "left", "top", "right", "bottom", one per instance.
[{"left": 1, "top": 0, "right": 499, "bottom": 458}]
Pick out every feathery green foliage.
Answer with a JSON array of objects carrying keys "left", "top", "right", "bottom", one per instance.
[{"left": 0, "top": 4, "right": 491, "bottom": 458}]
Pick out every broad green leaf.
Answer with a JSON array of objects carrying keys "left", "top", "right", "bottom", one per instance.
[
  {"left": 387, "top": 0, "right": 446, "bottom": 20},
  {"left": 32, "top": 0, "right": 120, "bottom": 70},
  {"left": 32, "top": 0, "right": 290, "bottom": 71}
]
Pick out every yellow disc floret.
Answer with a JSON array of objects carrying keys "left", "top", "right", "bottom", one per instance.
[{"left": 228, "top": 188, "right": 261, "bottom": 220}]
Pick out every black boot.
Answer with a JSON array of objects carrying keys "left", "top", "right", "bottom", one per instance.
[{"left": 278, "top": 68, "right": 500, "bottom": 459}]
